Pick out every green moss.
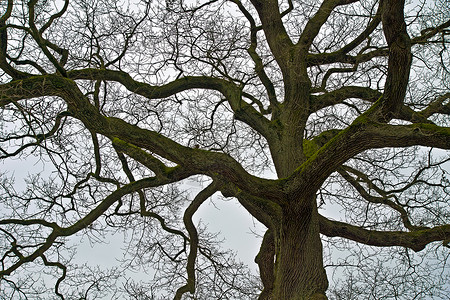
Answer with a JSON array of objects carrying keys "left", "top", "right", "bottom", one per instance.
[
  {"left": 350, "top": 95, "right": 384, "bottom": 125},
  {"left": 303, "top": 129, "right": 341, "bottom": 158},
  {"left": 50, "top": 76, "right": 70, "bottom": 89},
  {"left": 302, "top": 139, "right": 319, "bottom": 158},
  {"left": 410, "top": 123, "right": 450, "bottom": 135}
]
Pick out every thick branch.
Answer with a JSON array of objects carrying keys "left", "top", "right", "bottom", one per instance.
[
  {"left": 112, "top": 138, "right": 176, "bottom": 178},
  {"left": 286, "top": 112, "right": 450, "bottom": 198},
  {"left": 420, "top": 93, "right": 450, "bottom": 118},
  {"left": 68, "top": 69, "right": 275, "bottom": 141},
  {"left": 311, "top": 86, "right": 381, "bottom": 112},
  {"left": 0, "top": 75, "right": 284, "bottom": 202},
  {"left": 220, "top": 182, "right": 281, "bottom": 230},
  {"left": 319, "top": 215, "right": 450, "bottom": 252},
  {"left": 249, "top": 0, "right": 293, "bottom": 70},
  {"left": 307, "top": 47, "right": 389, "bottom": 66},
  {"left": 255, "top": 229, "right": 275, "bottom": 300},
  {"left": 379, "top": 0, "right": 412, "bottom": 120}
]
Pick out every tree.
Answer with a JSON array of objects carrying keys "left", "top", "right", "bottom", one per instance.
[{"left": 0, "top": 0, "right": 449, "bottom": 299}]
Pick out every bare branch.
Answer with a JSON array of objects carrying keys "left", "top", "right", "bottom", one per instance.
[{"left": 319, "top": 215, "right": 450, "bottom": 252}]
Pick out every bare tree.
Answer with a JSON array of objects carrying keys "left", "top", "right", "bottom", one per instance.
[{"left": 1, "top": 0, "right": 449, "bottom": 299}]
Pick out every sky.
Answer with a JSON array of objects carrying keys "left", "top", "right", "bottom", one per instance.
[{"left": 1, "top": 152, "right": 267, "bottom": 298}]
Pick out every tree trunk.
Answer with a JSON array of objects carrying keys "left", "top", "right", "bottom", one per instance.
[{"left": 258, "top": 196, "right": 328, "bottom": 300}]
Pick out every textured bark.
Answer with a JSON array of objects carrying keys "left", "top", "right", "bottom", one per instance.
[
  {"left": 271, "top": 198, "right": 328, "bottom": 300},
  {"left": 256, "top": 229, "right": 275, "bottom": 300},
  {"left": 378, "top": 0, "right": 412, "bottom": 120}
]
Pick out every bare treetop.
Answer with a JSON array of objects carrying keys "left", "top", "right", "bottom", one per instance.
[{"left": 0, "top": 0, "right": 449, "bottom": 299}]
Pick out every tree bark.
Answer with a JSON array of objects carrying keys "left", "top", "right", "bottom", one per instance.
[
  {"left": 258, "top": 195, "right": 328, "bottom": 299},
  {"left": 256, "top": 229, "right": 276, "bottom": 300}
]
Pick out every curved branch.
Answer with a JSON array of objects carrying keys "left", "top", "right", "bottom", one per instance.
[
  {"left": 174, "top": 181, "right": 219, "bottom": 300},
  {"left": 248, "top": 0, "right": 293, "bottom": 70},
  {"left": 338, "top": 166, "right": 428, "bottom": 231},
  {"left": 0, "top": 176, "right": 181, "bottom": 278},
  {"left": 287, "top": 111, "right": 450, "bottom": 198},
  {"left": 0, "top": 15, "right": 31, "bottom": 79},
  {"left": 27, "top": 1, "right": 67, "bottom": 76},
  {"left": 307, "top": 3, "right": 382, "bottom": 66},
  {"left": 0, "top": 75, "right": 284, "bottom": 202},
  {"left": 111, "top": 153, "right": 191, "bottom": 252},
  {"left": 312, "top": 89, "right": 449, "bottom": 124},
  {"left": 310, "top": 86, "right": 382, "bottom": 112},
  {"left": 68, "top": 69, "right": 232, "bottom": 100},
  {"left": 319, "top": 215, "right": 450, "bottom": 252},
  {"left": 0, "top": 0, "right": 13, "bottom": 24},
  {"left": 39, "top": 0, "right": 70, "bottom": 34},
  {"left": 298, "top": 0, "right": 357, "bottom": 51},
  {"left": 68, "top": 69, "right": 275, "bottom": 140},
  {"left": 0, "top": 218, "right": 61, "bottom": 230},
  {"left": 0, "top": 111, "right": 68, "bottom": 159},
  {"left": 228, "top": 0, "right": 279, "bottom": 113},
  {"left": 412, "top": 18, "right": 450, "bottom": 45},
  {"left": 41, "top": 254, "right": 67, "bottom": 300}
]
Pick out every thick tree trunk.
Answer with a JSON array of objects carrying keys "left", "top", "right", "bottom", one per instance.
[{"left": 257, "top": 196, "right": 328, "bottom": 300}]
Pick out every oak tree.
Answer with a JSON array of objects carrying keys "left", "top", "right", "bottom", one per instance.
[{"left": 1, "top": 0, "right": 450, "bottom": 299}]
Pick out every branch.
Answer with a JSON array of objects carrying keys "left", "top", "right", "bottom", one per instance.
[
  {"left": 27, "top": 0, "right": 67, "bottom": 76},
  {"left": 287, "top": 109, "right": 450, "bottom": 197},
  {"left": 307, "top": 3, "right": 382, "bottom": 66},
  {"left": 254, "top": 229, "right": 275, "bottom": 299},
  {"left": 228, "top": 0, "right": 279, "bottom": 114},
  {"left": 412, "top": 18, "right": 450, "bottom": 45},
  {"left": 68, "top": 69, "right": 275, "bottom": 141},
  {"left": 307, "top": 47, "right": 389, "bottom": 66},
  {"left": 319, "top": 215, "right": 450, "bottom": 252},
  {"left": 311, "top": 86, "right": 382, "bottom": 112},
  {"left": 40, "top": 254, "right": 67, "bottom": 300},
  {"left": 112, "top": 138, "right": 175, "bottom": 178},
  {"left": 248, "top": 0, "right": 293, "bottom": 70},
  {"left": 338, "top": 166, "right": 428, "bottom": 231},
  {"left": 298, "top": 0, "right": 357, "bottom": 51},
  {"left": 69, "top": 69, "right": 229, "bottom": 99},
  {"left": 378, "top": 0, "right": 412, "bottom": 120},
  {"left": 0, "top": 3, "right": 31, "bottom": 79},
  {"left": 39, "top": 0, "right": 70, "bottom": 34},
  {"left": 420, "top": 92, "right": 450, "bottom": 118},
  {"left": 0, "top": 75, "right": 283, "bottom": 202},
  {"left": 0, "top": 176, "right": 179, "bottom": 278},
  {"left": 112, "top": 153, "right": 191, "bottom": 256},
  {"left": 312, "top": 88, "right": 449, "bottom": 123},
  {"left": 220, "top": 181, "right": 282, "bottom": 230},
  {"left": 174, "top": 181, "right": 219, "bottom": 300}
]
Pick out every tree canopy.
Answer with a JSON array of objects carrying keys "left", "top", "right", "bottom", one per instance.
[{"left": 0, "top": 0, "right": 449, "bottom": 299}]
